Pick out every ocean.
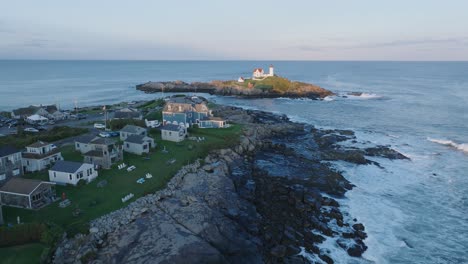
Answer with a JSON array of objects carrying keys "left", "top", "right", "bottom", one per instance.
[{"left": 1, "top": 60, "right": 467, "bottom": 263}]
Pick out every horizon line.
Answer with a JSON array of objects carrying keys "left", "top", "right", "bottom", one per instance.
[{"left": 1, "top": 59, "right": 468, "bottom": 62}]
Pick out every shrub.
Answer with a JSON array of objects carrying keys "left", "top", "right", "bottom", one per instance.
[
  {"left": 109, "top": 119, "right": 145, "bottom": 130},
  {"left": 0, "top": 223, "right": 47, "bottom": 247},
  {"left": 77, "top": 179, "right": 87, "bottom": 188}
]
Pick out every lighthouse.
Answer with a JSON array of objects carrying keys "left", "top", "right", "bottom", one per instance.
[{"left": 269, "top": 65, "right": 274, "bottom": 76}]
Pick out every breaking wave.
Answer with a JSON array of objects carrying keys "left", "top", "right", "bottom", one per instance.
[
  {"left": 427, "top": 138, "right": 468, "bottom": 154},
  {"left": 344, "top": 92, "right": 383, "bottom": 100}
]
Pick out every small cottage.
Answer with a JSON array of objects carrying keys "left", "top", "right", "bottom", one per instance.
[
  {"left": 48, "top": 161, "right": 97, "bottom": 186},
  {"left": 120, "top": 125, "right": 147, "bottom": 141},
  {"left": 0, "top": 178, "right": 56, "bottom": 209},
  {"left": 199, "top": 117, "right": 227, "bottom": 128},
  {"left": 123, "top": 135, "right": 156, "bottom": 155},
  {"left": 0, "top": 146, "right": 23, "bottom": 184},
  {"left": 22, "top": 141, "right": 63, "bottom": 172},
  {"left": 113, "top": 108, "right": 142, "bottom": 120},
  {"left": 161, "top": 124, "right": 187, "bottom": 142}
]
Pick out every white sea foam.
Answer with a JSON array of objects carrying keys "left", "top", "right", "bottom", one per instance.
[
  {"left": 427, "top": 137, "right": 468, "bottom": 154},
  {"left": 323, "top": 96, "right": 336, "bottom": 101},
  {"left": 345, "top": 93, "right": 383, "bottom": 100}
]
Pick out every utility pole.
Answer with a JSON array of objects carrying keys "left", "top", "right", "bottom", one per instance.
[{"left": 74, "top": 99, "right": 78, "bottom": 114}]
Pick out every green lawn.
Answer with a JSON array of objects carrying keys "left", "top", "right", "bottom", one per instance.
[
  {"left": 0, "top": 243, "right": 46, "bottom": 264},
  {"left": 3, "top": 125, "right": 243, "bottom": 236}
]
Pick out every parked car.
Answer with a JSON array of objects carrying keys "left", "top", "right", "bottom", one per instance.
[
  {"left": 50, "top": 144, "right": 57, "bottom": 150},
  {"left": 108, "top": 131, "right": 120, "bottom": 137},
  {"left": 35, "top": 125, "right": 48, "bottom": 131},
  {"left": 69, "top": 114, "right": 77, "bottom": 119},
  {"left": 99, "top": 132, "right": 111, "bottom": 138},
  {"left": 24, "top": 127, "right": 39, "bottom": 133},
  {"left": 76, "top": 113, "right": 87, "bottom": 120},
  {"left": 94, "top": 123, "right": 106, "bottom": 129},
  {"left": 48, "top": 120, "right": 55, "bottom": 125}
]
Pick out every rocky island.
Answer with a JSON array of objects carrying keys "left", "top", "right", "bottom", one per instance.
[
  {"left": 136, "top": 76, "right": 334, "bottom": 99},
  {"left": 53, "top": 105, "right": 408, "bottom": 264}
]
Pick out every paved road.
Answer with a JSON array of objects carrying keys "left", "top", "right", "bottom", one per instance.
[{"left": 0, "top": 113, "right": 111, "bottom": 136}]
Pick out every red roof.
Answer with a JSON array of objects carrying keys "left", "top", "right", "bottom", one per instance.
[{"left": 253, "top": 68, "right": 264, "bottom": 73}]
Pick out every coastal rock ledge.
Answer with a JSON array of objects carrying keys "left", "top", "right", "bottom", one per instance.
[
  {"left": 53, "top": 106, "right": 408, "bottom": 264},
  {"left": 136, "top": 80, "right": 334, "bottom": 99}
]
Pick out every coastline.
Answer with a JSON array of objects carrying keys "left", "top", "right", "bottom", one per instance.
[
  {"left": 135, "top": 80, "right": 334, "bottom": 100},
  {"left": 53, "top": 104, "right": 408, "bottom": 263}
]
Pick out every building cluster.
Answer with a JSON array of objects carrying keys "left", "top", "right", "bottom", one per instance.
[
  {"left": 0, "top": 96, "right": 226, "bottom": 211},
  {"left": 238, "top": 64, "right": 275, "bottom": 83},
  {"left": 11, "top": 104, "right": 69, "bottom": 124}
]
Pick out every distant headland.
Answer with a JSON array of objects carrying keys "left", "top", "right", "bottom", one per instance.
[{"left": 136, "top": 65, "right": 334, "bottom": 99}]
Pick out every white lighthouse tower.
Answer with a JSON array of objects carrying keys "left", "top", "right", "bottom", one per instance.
[{"left": 268, "top": 65, "right": 274, "bottom": 76}]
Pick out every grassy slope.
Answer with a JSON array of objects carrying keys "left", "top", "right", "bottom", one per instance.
[
  {"left": 0, "top": 243, "right": 46, "bottom": 264},
  {"left": 221, "top": 76, "right": 323, "bottom": 93},
  {"left": 3, "top": 125, "right": 243, "bottom": 235}
]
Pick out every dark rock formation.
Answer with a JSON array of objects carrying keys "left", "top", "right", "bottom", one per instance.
[{"left": 53, "top": 105, "right": 406, "bottom": 264}]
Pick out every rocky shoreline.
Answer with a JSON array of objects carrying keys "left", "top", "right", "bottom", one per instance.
[
  {"left": 53, "top": 106, "right": 408, "bottom": 264},
  {"left": 135, "top": 80, "right": 333, "bottom": 99}
]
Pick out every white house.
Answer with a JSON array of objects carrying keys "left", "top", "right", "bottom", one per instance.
[
  {"left": 161, "top": 124, "right": 187, "bottom": 142},
  {"left": 123, "top": 135, "right": 156, "bottom": 155},
  {"left": 238, "top": 77, "right": 245, "bottom": 83},
  {"left": 22, "top": 141, "right": 63, "bottom": 172},
  {"left": 26, "top": 114, "right": 49, "bottom": 125},
  {"left": 252, "top": 65, "right": 274, "bottom": 79},
  {"left": 48, "top": 161, "right": 98, "bottom": 186}
]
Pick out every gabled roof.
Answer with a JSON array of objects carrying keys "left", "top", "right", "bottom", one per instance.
[
  {"left": 91, "top": 137, "right": 117, "bottom": 146},
  {"left": 0, "top": 146, "right": 21, "bottom": 157},
  {"left": 0, "top": 178, "right": 55, "bottom": 196},
  {"left": 161, "top": 124, "right": 183, "bottom": 132},
  {"left": 45, "top": 105, "right": 58, "bottom": 113},
  {"left": 163, "top": 102, "right": 209, "bottom": 113},
  {"left": 253, "top": 68, "right": 264, "bottom": 73},
  {"left": 125, "top": 135, "right": 153, "bottom": 144},
  {"left": 50, "top": 160, "right": 84, "bottom": 174},
  {"left": 83, "top": 150, "right": 104, "bottom": 157},
  {"left": 12, "top": 106, "right": 40, "bottom": 116},
  {"left": 114, "top": 111, "right": 142, "bottom": 119},
  {"left": 27, "top": 141, "right": 50, "bottom": 148},
  {"left": 75, "top": 135, "right": 97, "bottom": 144},
  {"left": 120, "top": 125, "right": 146, "bottom": 134}
]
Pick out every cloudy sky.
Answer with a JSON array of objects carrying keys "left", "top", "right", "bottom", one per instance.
[{"left": 1, "top": 0, "right": 467, "bottom": 60}]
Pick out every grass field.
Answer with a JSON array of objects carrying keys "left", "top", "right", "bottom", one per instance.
[
  {"left": 0, "top": 243, "right": 46, "bottom": 264},
  {"left": 2, "top": 124, "right": 243, "bottom": 236}
]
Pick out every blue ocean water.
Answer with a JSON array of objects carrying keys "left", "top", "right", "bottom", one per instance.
[{"left": 0, "top": 60, "right": 467, "bottom": 263}]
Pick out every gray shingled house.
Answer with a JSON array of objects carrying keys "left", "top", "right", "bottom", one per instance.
[
  {"left": 123, "top": 135, "right": 156, "bottom": 155},
  {"left": 119, "top": 125, "right": 147, "bottom": 141},
  {"left": 0, "top": 178, "right": 56, "bottom": 210}
]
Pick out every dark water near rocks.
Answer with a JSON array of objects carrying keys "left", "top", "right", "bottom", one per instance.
[{"left": 1, "top": 60, "right": 467, "bottom": 263}]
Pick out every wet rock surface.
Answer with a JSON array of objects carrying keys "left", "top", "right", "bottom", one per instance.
[{"left": 53, "top": 106, "right": 407, "bottom": 263}]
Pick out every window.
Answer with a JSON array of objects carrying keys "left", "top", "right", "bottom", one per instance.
[
  {"left": 69, "top": 174, "right": 72, "bottom": 180},
  {"left": 169, "top": 132, "right": 172, "bottom": 136},
  {"left": 0, "top": 174, "right": 5, "bottom": 181},
  {"left": 77, "top": 143, "right": 80, "bottom": 147},
  {"left": 54, "top": 172, "right": 56, "bottom": 178},
  {"left": 126, "top": 143, "right": 129, "bottom": 148},
  {"left": 27, "top": 160, "right": 30, "bottom": 166},
  {"left": 143, "top": 144, "right": 148, "bottom": 149}
]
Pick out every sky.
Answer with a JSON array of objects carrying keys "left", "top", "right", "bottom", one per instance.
[{"left": 0, "top": 0, "right": 467, "bottom": 60}]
